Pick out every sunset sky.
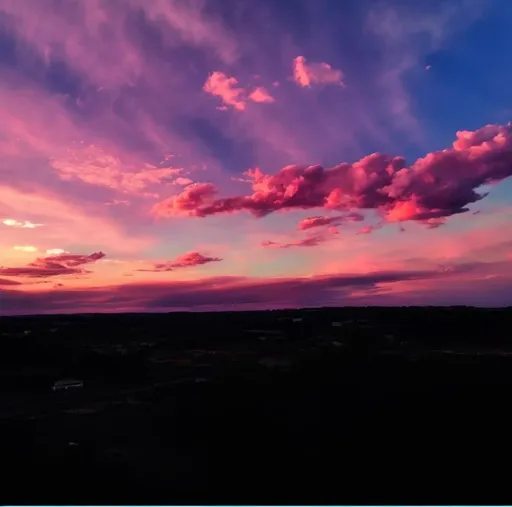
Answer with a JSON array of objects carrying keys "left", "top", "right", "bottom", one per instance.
[{"left": 1, "top": 0, "right": 512, "bottom": 314}]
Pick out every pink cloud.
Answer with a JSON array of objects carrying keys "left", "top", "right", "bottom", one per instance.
[
  {"left": 174, "top": 177, "right": 194, "bottom": 186},
  {"left": 262, "top": 235, "right": 327, "bottom": 249},
  {"left": 139, "top": 251, "right": 222, "bottom": 272},
  {"left": 0, "top": 1, "right": 147, "bottom": 89},
  {"left": 204, "top": 72, "right": 275, "bottom": 111},
  {"left": 358, "top": 225, "right": 375, "bottom": 235},
  {"left": 153, "top": 124, "right": 512, "bottom": 230},
  {"left": 298, "top": 213, "right": 364, "bottom": 230},
  {"left": 0, "top": 251, "right": 105, "bottom": 279},
  {"left": 293, "top": 56, "right": 345, "bottom": 88},
  {"left": 51, "top": 145, "right": 183, "bottom": 195},
  {"left": 153, "top": 182, "right": 217, "bottom": 216},
  {"left": 0, "top": 68, "right": 215, "bottom": 203},
  {"left": 104, "top": 200, "right": 130, "bottom": 206},
  {"left": 0, "top": 278, "right": 22, "bottom": 286},
  {"left": 357, "top": 223, "right": 383, "bottom": 235},
  {"left": 0, "top": 185, "right": 152, "bottom": 255},
  {"left": 248, "top": 87, "right": 276, "bottom": 104},
  {"left": 131, "top": 0, "right": 239, "bottom": 65},
  {"left": 204, "top": 71, "right": 247, "bottom": 111}
]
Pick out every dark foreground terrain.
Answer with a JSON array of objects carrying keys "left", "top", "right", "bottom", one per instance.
[{"left": 1, "top": 306, "right": 512, "bottom": 504}]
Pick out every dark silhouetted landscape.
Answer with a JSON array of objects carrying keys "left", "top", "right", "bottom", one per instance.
[{"left": 2, "top": 306, "right": 512, "bottom": 504}]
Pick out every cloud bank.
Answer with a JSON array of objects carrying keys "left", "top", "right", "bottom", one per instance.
[
  {"left": 2, "top": 260, "right": 510, "bottom": 315},
  {"left": 154, "top": 125, "right": 512, "bottom": 231}
]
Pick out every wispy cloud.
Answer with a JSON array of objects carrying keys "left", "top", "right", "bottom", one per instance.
[
  {"left": 140, "top": 251, "right": 222, "bottom": 272},
  {"left": 13, "top": 245, "right": 38, "bottom": 253},
  {"left": 262, "top": 235, "right": 328, "bottom": 249},
  {"left": 0, "top": 0, "right": 509, "bottom": 313},
  {"left": 293, "top": 56, "right": 345, "bottom": 88},
  {"left": 2, "top": 218, "right": 43, "bottom": 229}
]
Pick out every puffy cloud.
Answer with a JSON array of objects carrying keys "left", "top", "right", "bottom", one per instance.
[
  {"left": 13, "top": 245, "right": 38, "bottom": 253},
  {"left": 204, "top": 71, "right": 247, "bottom": 111},
  {"left": 2, "top": 218, "right": 43, "bottom": 228},
  {"left": 153, "top": 124, "right": 512, "bottom": 229},
  {"left": 293, "top": 56, "right": 345, "bottom": 88},
  {"left": 0, "top": 251, "right": 105, "bottom": 278},
  {"left": 140, "top": 251, "right": 222, "bottom": 272},
  {"left": 203, "top": 72, "right": 275, "bottom": 110},
  {"left": 298, "top": 213, "right": 364, "bottom": 230},
  {"left": 152, "top": 182, "right": 218, "bottom": 216}
]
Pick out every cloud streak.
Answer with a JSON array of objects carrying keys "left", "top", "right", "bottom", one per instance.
[
  {"left": 298, "top": 213, "right": 364, "bottom": 230},
  {"left": 140, "top": 251, "right": 222, "bottom": 272},
  {"left": 0, "top": 252, "right": 105, "bottom": 279},
  {"left": 262, "top": 235, "right": 328, "bottom": 249},
  {"left": 2, "top": 218, "right": 43, "bottom": 229}
]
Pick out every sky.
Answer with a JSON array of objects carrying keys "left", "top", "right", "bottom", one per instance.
[{"left": 1, "top": 0, "right": 512, "bottom": 315}]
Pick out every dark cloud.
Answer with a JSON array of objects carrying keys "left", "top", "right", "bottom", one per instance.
[
  {"left": 298, "top": 212, "right": 364, "bottom": 230},
  {"left": 0, "top": 252, "right": 105, "bottom": 278},
  {"left": 262, "top": 235, "right": 327, "bottom": 248},
  {"left": 0, "top": 278, "right": 22, "bottom": 286}
]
